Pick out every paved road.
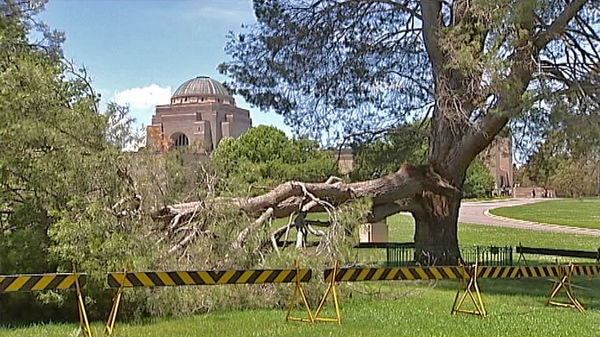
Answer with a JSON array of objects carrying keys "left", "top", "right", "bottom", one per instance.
[{"left": 459, "top": 198, "right": 600, "bottom": 236}]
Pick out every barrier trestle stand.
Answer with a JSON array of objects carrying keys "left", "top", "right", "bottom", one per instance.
[
  {"left": 313, "top": 261, "right": 341, "bottom": 324},
  {"left": 105, "top": 268, "right": 127, "bottom": 336},
  {"left": 517, "top": 243, "right": 527, "bottom": 265},
  {"left": 285, "top": 261, "right": 314, "bottom": 323},
  {"left": 0, "top": 271, "right": 91, "bottom": 336},
  {"left": 73, "top": 268, "right": 93, "bottom": 337},
  {"left": 547, "top": 263, "right": 585, "bottom": 312},
  {"left": 451, "top": 263, "right": 486, "bottom": 317}
]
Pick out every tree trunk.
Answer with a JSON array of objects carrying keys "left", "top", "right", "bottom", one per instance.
[
  {"left": 413, "top": 194, "right": 461, "bottom": 265},
  {"left": 419, "top": 67, "right": 474, "bottom": 265}
]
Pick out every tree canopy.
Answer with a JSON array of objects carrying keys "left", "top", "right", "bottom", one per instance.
[
  {"left": 222, "top": 1, "right": 600, "bottom": 147},
  {"left": 215, "top": 0, "right": 600, "bottom": 264},
  {"left": 1, "top": 0, "right": 105, "bottom": 275}
]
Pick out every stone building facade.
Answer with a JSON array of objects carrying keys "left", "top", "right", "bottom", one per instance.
[
  {"left": 482, "top": 134, "right": 514, "bottom": 196},
  {"left": 147, "top": 76, "right": 252, "bottom": 151}
]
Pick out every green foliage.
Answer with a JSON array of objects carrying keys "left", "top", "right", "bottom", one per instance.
[
  {"left": 522, "top": 124, "right": 600, "bottom": 196},
  {"left": 349, "top": 125, "right": 493, "bottom": 199},
  {"left": 350, "top": 126, "right": 428, "bottom": 181},
  {"left": 462, "top": 157, "right": 495, "bottom": 198},
  {"left": 218, "top": 125, "right": 290, "bottom": 163},
  {"left": 221, "top": 1, "right": 435, "bottom": 140},
  {"left": 132, "top": 197, "right": 374, "bottom": 318},
  {"left": 0, "top": 2, "right": 153, "bottom": 322},
  {"left": 547, "top": 158, "right": 598, "bottom": 197},
  {"left": 522, "top": 136, "right": 562, "bottom": 187},
  {"left": 0, "top": 0, "right": 105, "bottom": 276},
  {"left": 222, "top": 1, "right": 599, "bottom": 149},
  {"left": 133, "top": 149, "right": 216, "bottom": 205},
  {"left": 104, "top": 102, "right": 145, "bottom": 150},
  {"left": 212, "top": 125, "right": 337, "bottom": 193}
]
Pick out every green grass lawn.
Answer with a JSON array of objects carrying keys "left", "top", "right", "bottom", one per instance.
[
  {"left": 489, "top": 198, "right": 600, "bottom": 229},
  {"left": 4, "top": 208, "right": 600, "bottom": 337},
  {"left": 384, "top": 212, "right": 600, "bottom": 249},
  {"left": 357, "top": 213, "right": 600, "bottom": 266}
]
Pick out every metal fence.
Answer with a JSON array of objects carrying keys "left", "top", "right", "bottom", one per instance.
[
  {"left": 385, "top": 243, "right": 416, "bottom": 267},
  {"left": 357, "top": 242, "right": 514, "bottom": 266},
  {"left": 358, "top": 243, "right": 600, "bottom": 266},
  {"left": 461, "top": 245, "right": 513, "bottom": 266}
]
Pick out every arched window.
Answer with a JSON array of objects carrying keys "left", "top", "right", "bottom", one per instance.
[{"left": 171, "top": 132, "right": 189, "bottom": 149}]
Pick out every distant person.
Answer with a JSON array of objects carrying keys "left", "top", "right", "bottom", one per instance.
[{"left": 531, "top": 189, "right": 536, "bottom": 198}]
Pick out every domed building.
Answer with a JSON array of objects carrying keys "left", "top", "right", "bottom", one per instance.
[{"left": 147, "top": 76, "right": 252, "bottom": 151}]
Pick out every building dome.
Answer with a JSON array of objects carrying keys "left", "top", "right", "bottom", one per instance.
[
  {"left": 150, "top": 75, "right": 252, "bottom": 152},
  {"left": 172, "top": 76, "right": 232, "bottom": 99}
]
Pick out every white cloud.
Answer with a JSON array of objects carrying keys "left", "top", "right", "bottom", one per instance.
[{"left": 112, "top": 84, "right": 171, "bottom": 110}]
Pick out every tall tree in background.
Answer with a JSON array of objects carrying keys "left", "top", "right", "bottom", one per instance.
[
  {"left": 210, "top": 0, "right": 600, "bottom": 264},
  {"left": 350, "top": 124, "right": 429, "bottom": 182},
  {"left": 212, "top": 125, "right": 337, "bottom": 192},
  {"left": 0, "top": 0, "right": 105, "bottom": 275},
  {"left": 0, "top": 1, "right": 150, "bottom": 320},
  {"left": 523, "top": 108, "right": 600, "bottom": 196}
]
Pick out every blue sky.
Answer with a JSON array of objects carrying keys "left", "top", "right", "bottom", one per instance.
[{"left": 39, "top": 0, "right": 291, "bottom": 135}]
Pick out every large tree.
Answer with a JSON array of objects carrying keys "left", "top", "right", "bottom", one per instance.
[
  {"left": 162, "top": 0, "right": 600, "bottom": 265},
  {"left": 0, "top": 0, "right": 105, "bottom": 276},
  {"left": 0, "top": 1, "right": 153, "bottom": 320}
]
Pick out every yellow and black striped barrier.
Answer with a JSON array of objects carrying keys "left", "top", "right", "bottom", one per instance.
[
  {"left": 322, "top": 263, "right": 600, "bottom": 318},
  {"left": 107, "top": 268, "right": 311, "bottom": 288},
  {"left": 475, "top": 266, "right": 521, "bottom": 279},
  {"left": 556, "top": 264, "right": 600, "bottom": 277},
  {"left": 0, "top": 273, "right": 86, "bottom": 293},
  {"left": 324, "top": 264, "right": 600, "bottom": 283},
  {"left": 477, "top": 264, "right": 600, "bottom": 279},
  {"left": 324, "top": 266, "right": 469, "bottom": 282},
  {"left": 477, "top": 264, "right": 600, "bottom": 313},
  {"left": 105, "top": 268, "right": 312, "bottom": 335},
  {"left": 0, "top": 272, "right": 91, "bottom": 336}
]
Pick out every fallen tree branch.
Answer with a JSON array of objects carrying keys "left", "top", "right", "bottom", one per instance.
[
  {"left": 233, "top": 207, "right": 274, "bottom": 249},
  {"left": 154, "top": 165, "right": 459, "bottom": 256},
  {"left": 157, "top": 164, "right": 458, "bottom": 226}
]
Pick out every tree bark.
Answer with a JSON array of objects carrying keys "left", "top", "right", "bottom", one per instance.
[{"left": 412, "top": 193, "right": 461, "bottom": 265}]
